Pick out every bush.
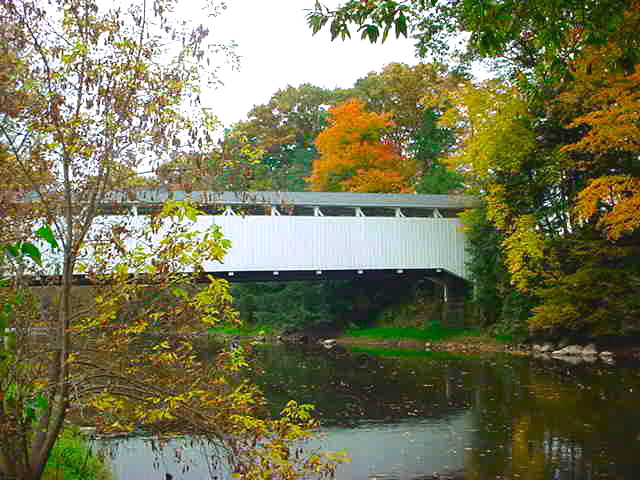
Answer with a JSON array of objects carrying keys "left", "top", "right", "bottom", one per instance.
[{"left": 44, "top": 429, "right": 110, "bottom": 480}]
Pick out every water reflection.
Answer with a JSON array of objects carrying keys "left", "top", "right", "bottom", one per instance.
[
  {"left": 310, "top": 414, "right": 470, "bottom": 479},
  {"left": 98, "top": 436, "right": 229, "bottom": 480},
  {"left": 103, "top": 344, "right": 640, "bottom": 479}
]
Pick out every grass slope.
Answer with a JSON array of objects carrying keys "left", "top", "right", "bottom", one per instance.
[{"left": 344, "top": 326, "right": 481, "bottom": 343}]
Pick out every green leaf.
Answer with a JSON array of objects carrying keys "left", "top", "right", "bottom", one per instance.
[
  {"left": 21, "top": 243, "right": 42, "bottom": 265},
  {"left": 25, "top": 406, "right": 36, "bottom": 422},
  {"left": 6, "top": 383, "right": 17, "bottom": 401},
  {"left": 33, "top": 393, "right": 48, "bottom": 411},
  {"left": 4, "top": 245, "right": 19, "bottom": 258},
  {"left": 35, "top": 225, "right": 58, "bottom": 250},
  {"left": 360, "top": 24, "right": 380, "bottom": 42},
  {"left": 171, "top": 287, "right": 189, "bottom": 298},
  {"left": 395, "top": 14, "right": 408, "bottom": 38}
]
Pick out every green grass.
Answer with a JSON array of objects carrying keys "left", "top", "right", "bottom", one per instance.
[
  {"left": 344, "top": 326, "right": 481, "bottom": 343},
  {"left": 494, "top": 334, "right": 515, "bottom": 344}
]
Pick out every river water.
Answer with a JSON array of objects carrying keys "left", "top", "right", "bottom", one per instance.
[{"left": 101, "top": 344, "right": 640, "bottom": 480}]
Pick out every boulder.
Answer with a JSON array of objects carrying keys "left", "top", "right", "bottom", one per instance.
[
  {"left": 533, "top": 342, "right": 554, "bottom": 353},
  {"left": 552, "top": 344, "right": 584, "bottom": 356},
  {"left": 582, "top": 343, "right": 598, "bottom": 356},
  {"left": 540, "top": 342, "right": 554, "bottom": 353},
  {"left": 321, "top": 338, "right": 337, "bottom": 349}
]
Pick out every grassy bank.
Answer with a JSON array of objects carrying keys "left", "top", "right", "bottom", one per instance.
[
  {"left": 44, "top": 428, "right": 110, "bottom": 480},
  {"left": 343, "top": 326, "right": 482, "bottom": 342},
  {"left": 338, "top": 326, "right": 516, "bottom": 354}
]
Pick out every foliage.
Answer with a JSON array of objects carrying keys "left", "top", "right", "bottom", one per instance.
[
  {"left": 558, "top": 43, "right": 640, "bottom": 240},
  {"left": 213, "top": 84, "right": 352, "bottom": 192},
  {"left": 216, "top": 65, "right": 463, "bottom": 195},
  {"left": 308, "top": 99, "right": 417, "bottom": 193},
  {"left": 44, "top": 429, "right": 110, "bottom": 480},
  {"left": 306, "top": 0, "right": 636, "bottom": 71},
  {"left": 232, "top": 282, "right": 346, "bottom": 329},
  {"left": 350, "top": 64, "right": 463, "bottom": 193},
  {"left": 416, "top": 163, "right": 463, "bottom": 194},
  {"left": 0, "top": 1, "right": 343, "bottom": 478},
  {"left": 419, "top": 2, "right": 640, "bottom": 337},
  {"left": 351, "top": 63, "right": 457, "bottom": 149}
]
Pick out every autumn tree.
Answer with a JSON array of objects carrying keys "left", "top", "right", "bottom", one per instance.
[
  {"left": 0, "top": 1, "right": 342, "bottom": 479},
  {"left": 350, "top": 63, "right": 462, "bottom": 193},
  {"left": 561, "top": 47, "right": 640, "bottom": 240},
  {"left": 308, "top": 99, "right": 417, "bottom": 193},
  {"left": 437, "top": 50, "right": 640, "bottom": 336},
  {"left": 221, "top": 84, "right": 351, "bottom": 191},
  {"left": 306, "top": 0, "right": 640, "bottom": 338}
]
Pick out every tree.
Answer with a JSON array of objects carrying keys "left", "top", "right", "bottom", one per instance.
[
  {"left": 350, "top": 63, "right": 463, "bottom": 193},
  {"left": 306, "top": 0, "right": 636, "bottom": 69},
  {"left": 439, "top": 55, "right": 640, "bottom": 336},
  {"left": 0, "top": 1, "right": 342, "bottom": 478},
  {"left": 304, "top": 0, "right": 640, "bottom": 338},
  {"left": 559, "top": 45, "right": 640, "bottom": 240},
  {"left": 223, "top": 84, "right": 351, "bottom": 191},
  {"left": 308, "top": 99, "right": 417, "bottom": 193}
]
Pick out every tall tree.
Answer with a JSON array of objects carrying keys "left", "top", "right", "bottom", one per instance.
[
  {"left": 306, "top": 0, "right": 636, "bottom": 69},
  {"left": 308, "top": 99, "right": 417, "bottom": 193},
  {"left": 305, "top": 1, "right": 640, "bottom": 337},
  {"left": 350, "top": 63, "right": 463, "bottom": 193},
  {"left": 0, "top": 1, "right": 342, "bottom": 478},
  {"left": 223, "top": 84, "right": 351, "bottom": 191}
]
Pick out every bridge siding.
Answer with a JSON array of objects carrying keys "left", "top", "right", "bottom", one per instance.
[{"left": 199, "top": 216, "right": 468, "bottom": 279}]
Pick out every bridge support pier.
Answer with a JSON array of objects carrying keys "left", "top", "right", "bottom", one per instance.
[{"left": 426, "top": 272, "right": 471, "bottom": 329}]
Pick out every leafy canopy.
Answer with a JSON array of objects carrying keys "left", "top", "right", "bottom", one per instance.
[{"left": 308, "top": 99, "right": 416, "bottom": 193}]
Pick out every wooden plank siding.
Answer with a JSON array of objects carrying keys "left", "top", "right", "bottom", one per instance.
[{"left": 198, "top": 215, "right": 468, "bottom": 280}]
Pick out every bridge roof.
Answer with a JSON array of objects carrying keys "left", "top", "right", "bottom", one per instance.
[{"left": 109, "top": 190, "right": 479, "bottom": 210}]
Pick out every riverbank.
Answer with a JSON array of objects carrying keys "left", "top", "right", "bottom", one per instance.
[
  {"left": 209, "top": 324, "right": 640, "bottom": 362},
  {"left": 209, "top": 324, "right": 521, "bottom": 354},
  {"left": 336, "top": 334, "right": 523, "bottom": 355},
  {"left": 337, "top": 326, "right": 518, "bottom": 352}
]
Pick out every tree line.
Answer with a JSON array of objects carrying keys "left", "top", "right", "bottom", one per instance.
[{"left": 302, "top": 0, "right": 640, "bottom": 341}]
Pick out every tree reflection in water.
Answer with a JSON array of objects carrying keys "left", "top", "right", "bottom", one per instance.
[{"left": 103, "top": 344, "right": 640, "bottom": 480}]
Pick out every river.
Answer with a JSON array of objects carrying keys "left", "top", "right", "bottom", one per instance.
[{"left": 100, "top": 344, "right": 640, "bottom": 479}]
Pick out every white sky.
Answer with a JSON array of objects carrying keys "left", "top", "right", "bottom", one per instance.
[{"left": 202, "top": 0, "right": 422, "bottom": 128}]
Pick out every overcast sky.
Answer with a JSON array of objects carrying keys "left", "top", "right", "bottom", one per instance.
[{"left": 202, "top": 0, "right": 422, "bottom": 128}]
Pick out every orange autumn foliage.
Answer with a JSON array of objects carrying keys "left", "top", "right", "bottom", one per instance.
[
  {"left": 576, "top": 175, "right": 640, "bottom": 240},
  {"left": 307, "top": 99, "right": 416, "bottom": 193},
  {"left": 560, "top": 40, "right": 640, "bottom": 239}
]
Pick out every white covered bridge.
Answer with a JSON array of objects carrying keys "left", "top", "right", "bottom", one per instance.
[{"left": 108, "top": 190, "right": 477, "bottom": 295}]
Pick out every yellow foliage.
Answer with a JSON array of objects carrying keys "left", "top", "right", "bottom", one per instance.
[
  {"left": 501, "top": 215, "right": 552, "bottom": 293},
  {"left": 436, "top": 80, "right": 536, "bottom": 183},
  {"left": 485, "top": 184, "right": 510, "bottom": 231}
]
